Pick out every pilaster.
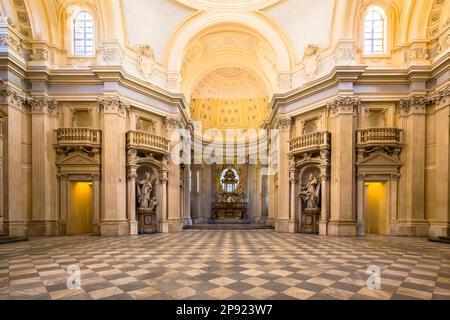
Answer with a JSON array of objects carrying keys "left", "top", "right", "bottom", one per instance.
[
  {"left": 275, "top": 116, "right": 292, "bottom": 232},
  {"left": 98, "top": 96, "right": 129, "bottom": 236},
  {"left": 165, "top": 115, "right": 183, "bottom": 232},
  {"left": 0, "top": 85, "right": 26, "bottom": 237},
  {"left": 430, "top": 87, "right": 450, "bottom": 237},
  {"left": 28, "top": 96, "right": 59, "bottom": 236},
  {"left": 395, "top": 95, "right": 429, "bottom": 236},
  {"left": 327, "top": 96, "right": 359, "bottom": 236}
]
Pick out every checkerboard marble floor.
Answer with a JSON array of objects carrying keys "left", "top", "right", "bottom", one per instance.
[{"left": 1, "top": 230, "right": 450, "bottom": 300}]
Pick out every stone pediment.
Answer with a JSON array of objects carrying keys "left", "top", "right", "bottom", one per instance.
[
  {"left": 357, "top": 152, "right": 401, "bottom": 167},
  {"left": 58, "top": 152, "right": 100, "bottom": 166}
]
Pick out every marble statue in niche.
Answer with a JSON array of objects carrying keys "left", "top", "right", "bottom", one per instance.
[
  {"left": 137, "top": 172, "right": 157, "bottom": 213},
  {"left": 299, "top": 173, "right": 320, "bottom": 210}
]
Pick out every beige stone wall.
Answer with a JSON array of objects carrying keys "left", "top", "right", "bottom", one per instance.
[{"left": 425, "top": 106, "right": 436, "bottom": 223}]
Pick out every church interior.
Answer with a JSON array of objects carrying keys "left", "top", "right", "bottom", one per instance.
[{"left": 0, "top": 0, "right": 450, "bottom": 301}]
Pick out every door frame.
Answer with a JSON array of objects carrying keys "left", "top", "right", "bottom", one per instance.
[{"left": 59, "top": 173, "right": 100, "bottom": 235}]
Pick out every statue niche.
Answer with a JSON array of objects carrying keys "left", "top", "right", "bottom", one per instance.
[
  {"left": 299, "top": 170, "right": 321, "bottom": 234},
  {"left": 211, "top": 167, "right": 248, "bottom": 223},
  {"left": 136, "top": 169, "right": 158, "bottom": 234}
]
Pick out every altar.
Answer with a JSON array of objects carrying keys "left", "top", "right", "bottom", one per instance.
[{"left": 209, "top": 167, "right": 249, "bottom": 224}]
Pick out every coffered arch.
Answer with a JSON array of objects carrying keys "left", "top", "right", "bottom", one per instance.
[{"left": 163, "top": 11, "right": 294, "bottom": 89}]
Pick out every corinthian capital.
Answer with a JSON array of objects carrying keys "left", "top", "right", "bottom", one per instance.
[
  {"left": 399, "top": 95, "right": 429, "bottom": 116},
  {"left": 276, "top": 116, "right": 291, "bottom": 130},
  {"left": 0, "top": 84, "right": 25, "bottom": 110},
  {"left": 431, "top": 86, "right": 450, "bottom": 110},
  {"left": 165, "top": 115, "right": 183, "bottom": 131},
  {"left": 29, "top": 96, "right": 58, "bottom": 115},
  {"left": 98, "top": 96, "right": 130, "bottom": 117},
  {"left": 326, "top": 96, "right": 360, "bottom": 117}
]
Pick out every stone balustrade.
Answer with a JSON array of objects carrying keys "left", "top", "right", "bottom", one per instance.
[
  {"left": 55, "top": 128, "right": 102, "bottom": 147},
  {"left": 357, "top": 128, "right": 403, "bottom": 147},
  {"left": 289, "top": 131, "right": 331, "bottom": 154},
  {"left": 127, "top": 131, "right": 169, "bottom": 153}
]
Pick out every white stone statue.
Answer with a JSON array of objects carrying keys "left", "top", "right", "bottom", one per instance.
[
  {"left": 137, "top": 172, "right": 155, "bottom": 209},
  {"left": 299, "top": 173, "right": 321, "bottom": 210}
]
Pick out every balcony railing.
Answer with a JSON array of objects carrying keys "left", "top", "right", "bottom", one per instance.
[
  {"left": 357, "top": 128, "right": 403, "bottom": 146},
  {"left": 127, "top": 131, "right": 169, "bottom": 153},
  {"left": 55, "top": 128, "right": 102, "bottom": 147},
  {"left": 289, "top": 131, "right": 331, "bottom": 154}
]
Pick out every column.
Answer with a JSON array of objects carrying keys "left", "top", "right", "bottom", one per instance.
[
  {"left": 255, "top": 165, "right": 262, "bottom": 223},
  {"left": 327, "top": 96, "right": 359, "bottom": 236},
  {"left": 267, "top": 174, "right": 275, "bottom": 225},
  {"left": 127, "top": 166, "right": 138, "bottom": 235},
  {"left": 158, "top": 170, "right": 168, "bottom": 233},
  {"left": 202, "top": 164, "right": 212, "bottom": 223},
  {"left": 58, "top": 174, "right": 68, "bottom": 234},
  {"left": 29, "top": 97, "right": 59, "bottom": 236},
  {"left": 98, "top": 96, "right": 129, "bottom": 236},
  {"left": 183, "top": 164, "right": 192, "bottom": 226},
  {"left": 289, "top": 170, "right": 298, "bottom": 232},
  {"left": 165, "top": 116, "right": 183, "bottom": 232},
  {"left": 319, "top": 169, "right": 330, "bottom": 236},
  {"left": 275, "top": 116, "right": 293, "bottom": 232},
  {"left": 0, "top": 86, "right": 26, "bottom": 237},
  {"left": 356, "top": 174, "right": 365, "bottom": 236},
  {"left": 190, "top": 164, "right": 200, "bottom": 223},
  {"left": 0, "top": 117, "right": 3, "bottom": 232},
  {"left": 431, "top": 88, "right": 450, "bottom": 237},
  {"left": 92, "top": 173, "right": 101, "bottom": 235},
  {"left": 397, "top": 96, "right": 429, "bottom": 236}
]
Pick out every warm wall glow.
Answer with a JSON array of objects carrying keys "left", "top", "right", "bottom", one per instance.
[
  {"left": 365, "top": 182, "right": 388, "bottom": 235},
  {"left": 70, "top": 182, "right": 93, "bottom": 235}
]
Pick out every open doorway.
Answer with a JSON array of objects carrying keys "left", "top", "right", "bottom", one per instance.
[
  {"left": 69, "top": 182, "right": 93, "bottom": 235},
  {"left": 364, "top": 182, "right": 388, "bottom": 235}
]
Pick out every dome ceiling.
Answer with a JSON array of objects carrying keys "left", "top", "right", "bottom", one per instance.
[
  {"left": 190, "top": 67, "right": 269, "bottom": 130},
  {"left": 181, "top": 29, "right": 278, "bottom": 96}
]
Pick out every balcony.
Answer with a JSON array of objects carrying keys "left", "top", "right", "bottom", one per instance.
[
  {"left": 357, "top": 128, "right": 403, "bottom": 148},
  {"left": 289, "top": 131, "right": 331, "bottom": 155},
  {"left": 54, "top": 128, "right": 102, "bottom": 148},
  {"left": 126, "top": 131, "right": 169, "bottom": 154}
]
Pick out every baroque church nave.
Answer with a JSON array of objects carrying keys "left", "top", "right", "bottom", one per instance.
[{"left": 0, "top": 0, "right": 449, "bottom": 241}]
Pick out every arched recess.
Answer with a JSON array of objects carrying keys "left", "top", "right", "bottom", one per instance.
[
  {"left": 351, "top": 1, "right": 401, "bottom": 55},
  {"left": 23, "top": 0, "right": 127, "bottom": 50},
  {"left": 163, "top": 11, "right": 294, "bottom": 81},
  {"left": 127, "top": 156, "right": 169, "bottom": 234}
]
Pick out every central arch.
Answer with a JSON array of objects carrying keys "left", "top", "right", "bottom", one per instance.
[{"left": 163, "top": 11, "right": 294, "bottom": 90}]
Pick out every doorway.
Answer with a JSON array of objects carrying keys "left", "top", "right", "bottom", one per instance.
[
  {"left": 69, "top": 182, "right": 93, "bottom": 235},
  {"left": 364, "top": 182, "right": 388, "bottom": 235}
]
